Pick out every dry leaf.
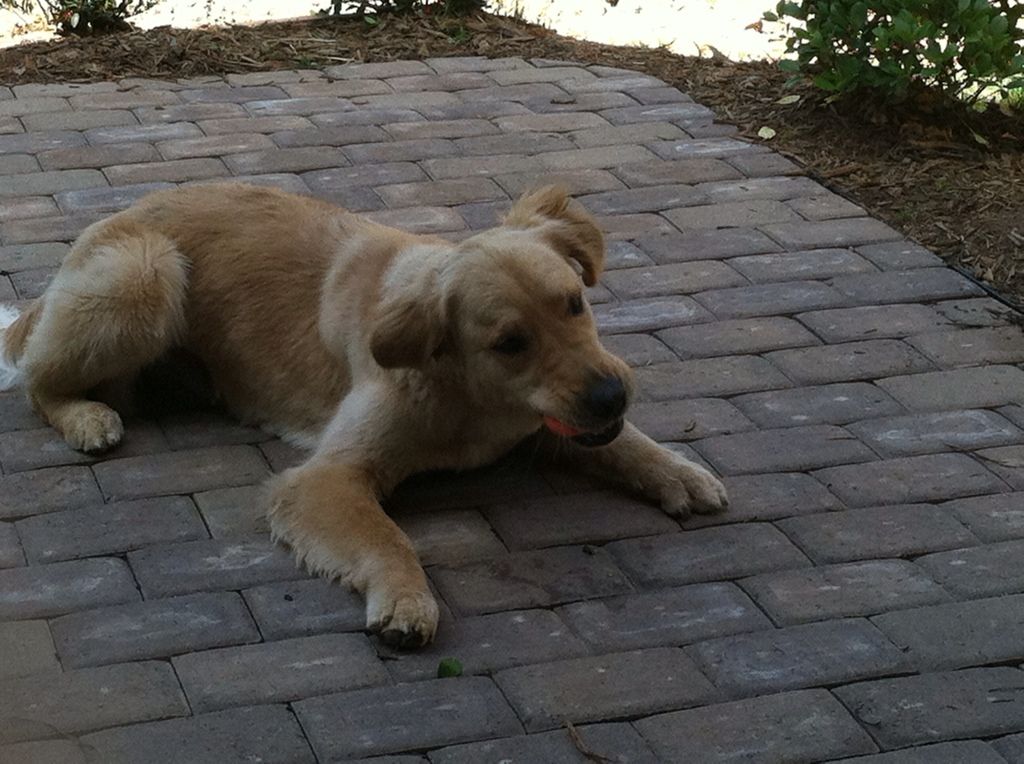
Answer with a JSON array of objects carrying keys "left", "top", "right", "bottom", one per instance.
[
  {"left": 757, "top": 126, "right": 777, "bottom": 140},
  {"left": 776, "top": 94, "right": 800, "bottom": 105}
]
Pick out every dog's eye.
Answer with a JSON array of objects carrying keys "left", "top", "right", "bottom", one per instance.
[
  {"left": 568, "top": 293, "right": 584, "bottom": 316},
  {"left": 492, "top": 333, "right": 529, "bottom": 355}
]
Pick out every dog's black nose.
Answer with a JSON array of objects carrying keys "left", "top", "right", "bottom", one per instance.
[{"left": 582, "top": 375, "right": 627, "bottom": 420}]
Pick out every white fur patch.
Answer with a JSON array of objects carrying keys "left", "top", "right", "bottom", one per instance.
[{"left": 0, "top": 304, "right": 22, "bottom": 391}]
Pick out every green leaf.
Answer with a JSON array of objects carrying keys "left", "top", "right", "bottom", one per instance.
[
  {"left": 779, "top": 59, "right": 802, "bottom": 73},
  {"left": 437, "top": 658, "right": 463, "bottom": 678}
]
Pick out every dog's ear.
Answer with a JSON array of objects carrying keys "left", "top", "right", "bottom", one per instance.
[
  {"left": 504, "top": 185, "right": 605, "bottom": 286},
  {"left": 369, "top": 267, "right": 448, "bottom": 370}
]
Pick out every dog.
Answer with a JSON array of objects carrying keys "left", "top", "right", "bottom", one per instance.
[{"left": 0, "top": 183, "right": 728, "bottom": 647}]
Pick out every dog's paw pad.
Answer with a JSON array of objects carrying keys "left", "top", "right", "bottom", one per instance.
[
  {"left": 64, "top": 404, "right": 123, "bottom": 453},
  {"left": 367, "top": 589, "right": 439, "bottom": 650}
]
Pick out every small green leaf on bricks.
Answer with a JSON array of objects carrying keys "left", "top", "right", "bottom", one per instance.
[{"left": 437, "top": 657, "right": 463, "bottom": 678}]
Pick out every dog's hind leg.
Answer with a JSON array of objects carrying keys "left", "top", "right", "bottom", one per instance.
[{"left": 10, "top": 223, "right": 189, "bottom": 452}]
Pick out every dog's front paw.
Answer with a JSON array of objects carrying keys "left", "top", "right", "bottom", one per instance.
[
  {"left": 654, "top": 454, "right": 728, "bottom": 519},
  {"left": 366, "top": 587, "right": 440, "bottom": 649},
  {"left": 63, "top": 403, "right": 123, "bottom": 453}
]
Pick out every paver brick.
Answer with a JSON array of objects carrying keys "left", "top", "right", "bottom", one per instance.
[
  {"left": 366, "top": 206, "right": 465, "bottom": 233},
  {"left": 0, "top": 153, "right": 39, "bottom": 174},
  {"left": 394, "top": 507, "right": 506, "bottom": 565},
  {"left": 0, "top": 465, "right": 102, "bottom": 520},
  {"left": 798, "top": 303, "right": 951, "bottom": 343},
  {"left": 0, "top": 557, "right": 139, "bottom": 620},
  {"left": 71, "top": 90, "right": 181, "bottom": 110},
  {"left": 0, "top": 521, "right": 23, "bottom": 568},
  {"left": 995, "top": 733, "right": 1024, "bottom": 763},
  {"left": 695, "top": 424, "right": 874, "bottom": 475},
  {"left": 129, "top": 538, "right": 303, "bottom": 598},
  {"left": 944, "top": 493, "right": 1024, "bottom": 542},
  {"left": 0, "top": 96, "right": 69, "bottom": 117},
  {"left": 593, "top": 296, "right": 712, "bottom": 334},
  {"left": 498, "top": 169, "right": 624, "bottom": 198},
  {"left": 597, "top": 211, "right": 678, "bottom": 239},
  {"left": 243, "top": 578, "right": 364, "bottom": 641},
  {"left": 0, "top": 241, "right": 67, "bottom": 272},
  {"left": 558, "top": 581, "right": 770, "bottom": 651},
  {"left": 51, "top": 592, "right": 258, "bottom": 669},
  {"left": 635, "top": 227, "right": 781, "bottom": 264},
  {"left": 877, "top": 365, "right": 1024, "bottom": 411},
  {"left": 834, "top": 667, "right": 1024, "bottom": 749},
  {"left": 192, "top": 484, "right": 267, "bottom": 539},
  {"left": 244, "top": 95, "right": 350, "bottom": 116},
  {"left": 16, "top": 496, "right": 205, "bottom": 563},
  {"left": 430, "top": 545, "right": 630, "bottom": 616},
  {"left": 779, "top": 503, "right": 977, "bottom": 564},
  {"left": 92, "top": 445, "right": 269, "bottom": 500},
  {"left": 383, "top": 609, "right": 589, "bottom": 682},
  {"left": 695, "top": 280, "right": 849, "bottom": 319},
  {"left": 78, "top": 705, "right": 315, "bottom": 764},
  {"left": 173, "top": 632, "right": 385, "bottom": 713},
  {"left": 156, "top": 133, "right": 274, "bottom": 160},
  {"left": 453, "top": 131, "right": 575, "bottom": 157},
  {"left": 936, "top": 296, "right": 1019, "bottom": 327},
  {"left": 0, "top": 661, "right": 187, "bottom": 742},
  {"left": 600, "top": 332, "right": 674, "bottom": 365},
  {"left": 856, "top": 241, "right": 944, "bottom": 270},
  {"left": 692, "top": 175, "right": 824, "bottom": 203},
  {"left": 814, "top": 453, "right": 1006, "bottom": 506},
  {"left": 831, "top": 268, "right": 983, "bottom": 304},
  {"left": 0, "top": 621, "right": 58, "bottom": 679},
  {"left": 849, "top": 409, "right": 1022, "bottom": 457},
  {"left": 11, "top": 266, "right": 56, "bottom": 299},
  {"left": 496, "top": 647, "right": 717, "bottom": 732},
  {"left": 376, "top": 177, "right": 505, "bottom": 208},
  {"left": 430, "top": 723, "right": 658, "bottom": 764},
  {"left": 614, "top": 158, "right": 743, "bottom": 187},
  {"left": 104, "top": 157, "right": 227, "bottom": 185},
  {"left": 85, "top": 121, "right": 202, "bottom": 145},
  {"left": 656, "top": 316, "right": 817, "bottom": 360},
  {"left": 578, "top": 184, "right": 708, "bottom": 216},
  {"left": 482, "top": 491, "right": 677, "bottom": 550},
  {"left": 136, "top": 102, "right": 245, "bottom": 123},
  {"left": 743, "top": 559, "right": 951, "bottom": 626},
  {"left": 832, "top": 741, "right": 1007, "bottom": 764},
  {"left": 690, "top": 618, "right": 906, "bottom": 697},
  {"left": 873, "top": 593, "right": 1024, "bottom": 671},
  {"left": 0, "top": 129, "right": 85, "bottom": 155},
  {"left": 427, "top": 55, "right": 529, "bottom": 73},
  {"left": 908, "top": 326, "right": 1024, "bottom": 368},
  {"left": 270, "top": 125, "right": 386, "bottom": 149},
  {"left": 970, "top": 446, "right": 1024, "bottom": 489},
  {"left": 685, "top": 472, "right": 842, "bottom": 527},
  {"left": 730, "top": 248, "right": 875, "bottom": 283},
  {"left": 601, "top": 102, "right": 716, "bottom": 126},
  {"left": 633, "top": 355, "right": 792, "bottom": 400},
  {"left": 627, "top": 398, "right": 755, "bottom": 442},
  {"left": 0, "top": 196, "right": 56, "bottom": 222},
  {"left": 572, "top": 122, "right": 686, "bottom": 148},
  {"left": 634, "top": 689, "right": 877, "bottom": 763},
  {"left": 304, "top": 161, "right": 425, "bottom": 192},
  {"left": 602, "top": 261, "right": 746, "bottom": 300},
  {"left": 766, "top": 339, "right": 933, "bottom": 384},
  {"left": 762, "top": 217, "right": 902, "bottom": 249},
  {"left": 788, "top": 192, "right": 866, "bottom": 220},
  {"left": 198, "top": 115, "right": 314, "bottom": 135},
  {"left": 917, "top": 540, "right": 1024, "bottom": 598},
  {"left": 294, "top": 677, "right": 521, "bottom": 760},
  {"left": 609, "top": 523, "right": 810, "bottom": 587},
  {"left": 664, "top": 199, "right": 799, "bottom": 230},
  {"left": 727, "top": 151, "right": 804, "bottom": 177},
  {"left": 733, "top": 382, "right": 904, "bottom": 428},
  {"left": 0, "top": 168, "right": 105, "bottom": 197},
  {"left": 39, "top": 142, "right": 161, "bottom": 171}
]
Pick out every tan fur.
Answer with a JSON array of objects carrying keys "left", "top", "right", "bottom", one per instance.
[{"left": 2, "top": 182, "right": 727, "bottom": 647}]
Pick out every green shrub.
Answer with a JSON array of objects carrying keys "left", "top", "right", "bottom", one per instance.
[
  {"left": 1, "top": 0, "right": 161, "bottom": 35},
  {"left": 321, "top": 0, "right": 487, "bottom": 17},
  {"left": 768, "top": 0, "right": 1024, "bottom": 104}
]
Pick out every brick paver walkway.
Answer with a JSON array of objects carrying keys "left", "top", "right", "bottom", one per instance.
[{"left": 1, "top": 56, "right": 1024, "bottom": 763}]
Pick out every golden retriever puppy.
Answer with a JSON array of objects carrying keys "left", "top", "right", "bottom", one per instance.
[{"left": 0, "top": 183, "right": 728, "bottom": 647}]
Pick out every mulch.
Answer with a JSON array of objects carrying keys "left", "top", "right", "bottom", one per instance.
[{"left": 2, "top": 10, "right": 1022, "bottom": 308}]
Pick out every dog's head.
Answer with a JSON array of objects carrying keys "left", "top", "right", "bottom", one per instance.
[{"left": 369, "top": 186, "right": 634, "bottom": 446}]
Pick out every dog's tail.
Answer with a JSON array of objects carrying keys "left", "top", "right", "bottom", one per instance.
[{"left": 0, "top": 303, "right": 27, "bottom": 391}]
